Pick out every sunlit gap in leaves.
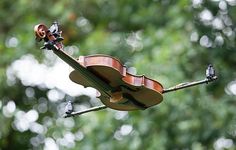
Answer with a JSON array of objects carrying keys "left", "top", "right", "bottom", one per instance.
[
  {"left": 13, "top": 109, "right": 40, "bottom": 132},
  {"left": 55, "top": 131, "right": 77, "bottom": 149},
  {"left": 193, "top": 0, "right": 236, "bottom": 8},
  {"left": 114, "top": 111, "right": 128, "bottom": 120},
  {"left": 1, "top": 100, "right": 46, "bottom": 140},
  {"left": 52, "top": 118, "right": 83, "bottom": 149},
  {"left": 56, "top": 131, "right": 76, "bottom": 148},
  {"left": 225, "top": 80, "right": 236, "bottom": 95},
  {"left": 42, "top": 129, "right": 84, "bottom": 150},
  {"left": 126, "top": 31, "right": 143, "bottom": 52},
  {"left": 43, "top": 138, "right": 59, "bottom": 150},
  {"left": 191, "top": 0, "right": 236, "bottom": 48},
  {"left": 6, "top": 49, "right": 97, "bottom": 98},
  {"left": 114, "top": 124, "right": 133, "bottom": 141},
  {"left": 5, "top": 36, "right": 19, "bottom": 48},
  {"left": 76, "top": 17, "right": 93, "bottom": 33},
  {"left": 214, "top": 137, "right": 234, "bottom": 150},
  {"left": 2, "top": 100, "right": 16, "bottom": 118},
  {"left": 8, "top": 96, "right": 84, "bottom": 150},
  {"left": 4, "top": 46, "right": 98, "bottom": 149}
]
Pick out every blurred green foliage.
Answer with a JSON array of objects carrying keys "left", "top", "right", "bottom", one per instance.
[{"left": 0, "top": 0, "right": 236, "bottom": 149}]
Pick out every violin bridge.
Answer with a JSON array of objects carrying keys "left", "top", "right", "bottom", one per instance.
[{"left": 110, "top": 91, "right": 125, "bottom": 103}]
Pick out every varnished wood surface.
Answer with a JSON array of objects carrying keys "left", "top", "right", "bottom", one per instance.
[
  {"left": 70, "top": 55, "right": 163, "bottom": 111},
  {"left": 35, "top": 23, "right": 164, "bottom": 111}
]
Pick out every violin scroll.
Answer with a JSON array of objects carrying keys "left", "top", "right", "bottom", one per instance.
[
  {"left": 34, "top": 24, "right": 48, "bottom": 41},
  {"left": 34, "top": 22, "right": 64, "bottom": 50}
]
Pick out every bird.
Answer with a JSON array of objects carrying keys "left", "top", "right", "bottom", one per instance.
[
  {"left": 49, "top": 21, "right": 59, "bottom": 33},
  {"left": 65, "top": 101, "right": 73, "bottom": 114},
  {"left": 206, "top": 64, "right": 215, "bottom": 80},
  {"left": 48, "top": 22, "right": 64, "bottom": 43}
]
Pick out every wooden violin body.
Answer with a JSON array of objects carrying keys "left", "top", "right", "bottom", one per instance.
[
  {"left": 70, "top": 55, "right": 163, "bottom": 110},
  {"left": 34, "top": 23, "right": 163, "bottom": 111},
  {"left": 34, "top": 22, "right": 217, "bottom": 116}
]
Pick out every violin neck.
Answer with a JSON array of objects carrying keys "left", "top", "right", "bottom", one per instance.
[{"left": 52, "top": 46, "right": 113, "bottom": 97}]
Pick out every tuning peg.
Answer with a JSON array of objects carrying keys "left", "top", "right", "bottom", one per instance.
[
  {"left": 65, "top": 101, "right": 73, "bottom": 114},
  {"left": 40, "top": 41, "right": 54, "bottom": 50},
  {"left": 55, "top": 37, "right": 64, "bottom": 42}
]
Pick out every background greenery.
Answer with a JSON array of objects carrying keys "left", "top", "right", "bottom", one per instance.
[{"left": 0, "top": 0, "right": 236, "bottom": 149}]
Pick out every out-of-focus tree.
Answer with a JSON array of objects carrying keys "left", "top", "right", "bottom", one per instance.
[{"left": 0, "top": 0, "right": 236, "bottom": 149}]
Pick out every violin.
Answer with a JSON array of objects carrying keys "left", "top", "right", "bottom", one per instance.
[{"left": 34, "top": 22, "right": 217, "bottom": 117}]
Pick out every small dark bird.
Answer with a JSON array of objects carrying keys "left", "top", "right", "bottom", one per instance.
[
  {"left": 65, "top": 101, "right": 73, "bottom": 114},
  {"left": 48, "top": 22, "right": 64, "bottom": 43},
  {"left": 49, "top": 22, "right": 59, "bottom": 33},
  {"left": 206, "top": 64, "right": 215, "bottom": 80}
]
